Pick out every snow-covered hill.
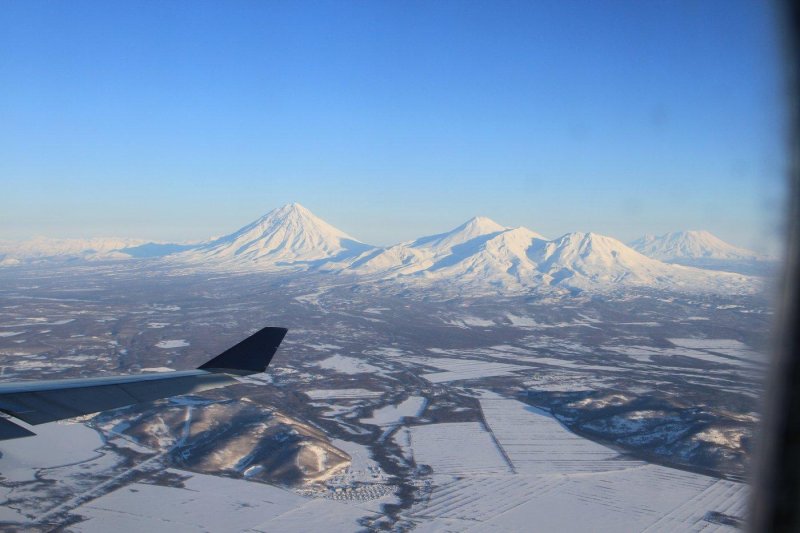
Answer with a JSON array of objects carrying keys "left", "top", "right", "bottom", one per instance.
[
  {"left": 173, "top": 203, "right": 373, "bottom": 270},
  {"left": 629, "top": 231, "right": 774, "bottom": 276}
]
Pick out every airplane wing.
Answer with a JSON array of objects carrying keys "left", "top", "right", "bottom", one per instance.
[{"left": 0, "top": 326, "right": 287, "bottom": 441}]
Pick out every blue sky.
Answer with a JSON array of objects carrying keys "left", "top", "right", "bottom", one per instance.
[{"left": 0, "top": 1, "right": 785, "bottom": 250}]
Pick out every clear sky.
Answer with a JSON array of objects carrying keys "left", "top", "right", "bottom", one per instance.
[{"left": 0, "top": 1, "right": 786, "bottom": 251}]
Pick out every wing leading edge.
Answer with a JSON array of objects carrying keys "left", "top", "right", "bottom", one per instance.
[{"left": 0, "top": 326, "right": 287, "bottom": 440}]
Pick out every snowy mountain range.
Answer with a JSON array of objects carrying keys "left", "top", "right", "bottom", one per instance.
[
  {"left": 1, "top": 204, "right": 767, "bottom": 293},
  {"left": 340, "top": 225, "right": 751, "bottom": 294},
  {"left": 0, "top": 237, "right": 150, "bottom": 266}
]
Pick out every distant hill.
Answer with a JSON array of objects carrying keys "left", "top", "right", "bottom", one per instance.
[{"left": 629, "top": 230, "right": 776, "bottom": 276}]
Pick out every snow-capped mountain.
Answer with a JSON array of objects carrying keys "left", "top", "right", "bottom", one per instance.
[
  {"left": 174, "top": 203, "right": 373, "bottom": 269},
  {"left": 529, "top": 232, "right": 673, "bottom": 286},
  {"left": 525, "top": 232, "right": 749, "bottom": 292},
  {"left": 0, "top": 237, "right": 151, "bottom": 265},
  {"left": 630, "top": 231, "right": 760, "bottom": 261},
  {"left": 385, "top": 225, "right": 548, "bottom": 287},
  {"left": 629, "top": 231, "right": 773, "bottom": 276},
  {"left": 345, "top": 216, "right": 527, "bottom": 276},
  {"left": 357, "top": 227, "right": 752, "bottom": 294},
  {"left": 339, "top": 216, "right": 752, "bottom": 294},
  {"left": 0, "top": 205, "right": 759, "bottom": 294},
  {"left": 410, "top": 216, "right": 510, "bottom": 253}
]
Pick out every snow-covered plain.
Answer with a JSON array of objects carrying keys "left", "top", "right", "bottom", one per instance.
[
  {"left": 402, "top": 394, "right": 747, "bottom": 531},
  {"left": 0, "top": 421, "right": 104, "bottom": 483},
  {"left": 481, "top": 395, "right": 641, "bottom": 473},
  {"left": 401, "top": 422, "right": 511, "bottom": 475},
  {"left": 71, "top": 469, "right": 373, "bottom": 533},
  {"left": 305, "top": 389, "right": 383, "bottom": 400},
  {"left": 607, "top": 340, "right": 763, "bottom": 368}
]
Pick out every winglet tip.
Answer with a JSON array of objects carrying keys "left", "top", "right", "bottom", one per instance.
[{"left": 198, "top": 327, "right": 288, "bottom": 373}]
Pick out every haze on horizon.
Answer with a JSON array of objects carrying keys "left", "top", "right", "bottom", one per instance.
[{"left": 0, "top": 1, "right": 786, "bottom": 253}]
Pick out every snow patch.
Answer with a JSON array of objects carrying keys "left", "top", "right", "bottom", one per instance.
[
  {"left": 155, "top": 339, "right": 189, "bottom": 349},
  {"left": 315, "top": 355, "right": 383, "bottom": 375},
  {"left": 361, "top": 397, "right": 427, "bottom": 427}
]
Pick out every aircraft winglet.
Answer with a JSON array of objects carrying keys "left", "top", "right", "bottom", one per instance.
[{"left": 198, "top": 327, "right": 288, "bottom": 374}]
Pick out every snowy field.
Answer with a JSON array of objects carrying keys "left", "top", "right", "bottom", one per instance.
[
  {"left": 361, "top": 396, "right": 427, "bottom": 427},
  {"left": 668, "top": 338, "right": 763, "bottom": 362},
  {"left": 608, "top": 341, "right": 761, "bottom": 368},
  {"left": 71, "top": 469, "right": 374, "bottom": 533},
  {"left": 404, "top": 356, "right": 530, "bottom": 383},
  {"left": 488, "top": 352, "right": 626, "bottom": 373},
  {"left": 155, "top": 339, "right": 189, "bottom": 349},
  {"left": 0, "top": 421, "right": 103, "bottom": 484},
  {"left": 480, "top": 394, "right": 642, "bottom": 474},
  {"left": 315, "top": 354, "right": 384, "bottom": 375},
  {"left": 401, "top": 393, "right": 747, "bottom": 531},
  {"left": 401, "top": 422, "right": 510, "bottom": 475},
  {"left": 305, "top": 388, "right": 384, "bottom": 400}
]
